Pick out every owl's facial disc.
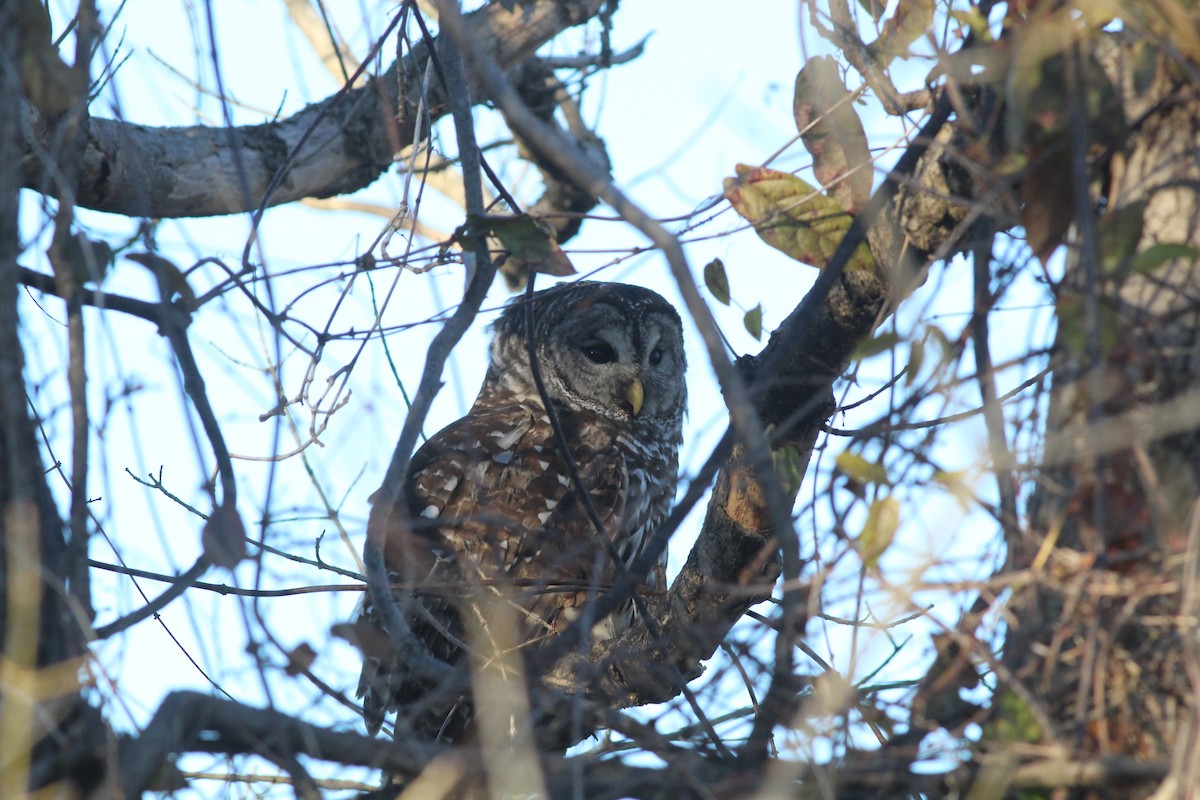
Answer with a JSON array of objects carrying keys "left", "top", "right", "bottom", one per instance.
[{"left": 544, "top": 303, "right": 685, "bottom": 422}]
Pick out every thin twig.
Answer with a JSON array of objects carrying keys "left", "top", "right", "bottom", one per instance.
[
  {"left": 971, "top": 231, "right": 1022, "bottom": 559},
  {"left": 92, "top": 556, "right": 210, "bottom": 639},
  {"left": 537, "top": 36, "right": 649, "bottom": 70},
  {"left": 87, "top": 559, "right": 360, "bottom": 598}
]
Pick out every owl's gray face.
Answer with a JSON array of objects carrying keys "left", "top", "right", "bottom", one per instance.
[{"left": 486, "top": 282, "right": 687, "bottom": 427}]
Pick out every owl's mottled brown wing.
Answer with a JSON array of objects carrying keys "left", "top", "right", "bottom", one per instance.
[{"left": 357, "top": 400, "right": 631, "bottom": 739}]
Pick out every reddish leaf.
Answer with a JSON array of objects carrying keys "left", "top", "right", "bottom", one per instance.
[
  {"left": 285, "top": 642, "right": 318, "bottom": 677},
  {"left": 1018, "top": 152, "right": 1073, "bottom": 264},
  {"left": 332, "top": 620, "right": 396, "bottom": 662},
  {"left": 793, "top": 56, "right": 873, "bottom": 214}
]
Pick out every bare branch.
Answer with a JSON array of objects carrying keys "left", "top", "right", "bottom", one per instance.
[{"left": 92, "top": 556, "right": 209, "bottom": 639}]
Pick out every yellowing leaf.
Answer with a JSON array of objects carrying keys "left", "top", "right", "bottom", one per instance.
[
  {"left": 704, "top": 258, "right": 731, "bottom": 304},
  {"left": 948, "top": 7, "right": 992, "bottom": 41},
  {"left": 858, "top": 496, "right": 901, "bottom": 568},
  {"left": 723, "top": 165, "right": 876, "bottom": 272},
  {"left": 743, "top": 304, "right": 763, "bottom": 340},
  {"left": 852, "top": 331, "right": 900, "bottom": 360},
  {"left": 836, "top": 451, "right": 890, "bottom": 487},
  {"left": 933, "top": 469, "right": 975, "bottom": 511}
]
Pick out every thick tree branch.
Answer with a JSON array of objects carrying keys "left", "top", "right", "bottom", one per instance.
[
  {"left": 117, "top": 691, "right": 1174, "bottom": 799},
  {"left": 19, "top": 0, "right": 607, "bottom": 218}
]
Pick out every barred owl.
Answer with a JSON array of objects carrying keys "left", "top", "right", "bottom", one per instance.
[{"left": 356, "top": 281, "right": 687, "bottom": 741}]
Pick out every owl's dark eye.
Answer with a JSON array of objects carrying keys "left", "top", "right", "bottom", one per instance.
[
  {"left": 582, "top": 342, "right": 617, "bottom": 364},
  {"left": 648, "top": 348, "right": 664, "bottom": 367}
]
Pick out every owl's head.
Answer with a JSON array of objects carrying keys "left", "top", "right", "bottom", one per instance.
[{"left": 485, "top": 282, "right": 687, "bottom": 426}]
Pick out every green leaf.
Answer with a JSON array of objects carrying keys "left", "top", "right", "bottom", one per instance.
[
  {"left": 743, "top": 304, "right": 763, "bottom": 340},
  {"left": 703, "top": 258, "right": 731, "bottom": 305},
  {"left": 793, "top": 56, "right": 873, "bottom": 213},
  {"left": 985, "top": 688, "right": 1045, "bottom": 744},
  {"left": 852, "top": 331, "right": 900, "bottom": 360},
  {"left": 858, "top": 495, "right": 900, "bottom": 568},
  {"left": 836, "top": 451, "right": 890, "bottom": 487},
  {"left": 772, "top": 444, "right": 806, "bottom": 498},
  {"left": 1097, "top": 201, "right": 1146, "bottom": 274},
  {"left": 906, "top": 337, "right": 925, "bottom": 385},
  {"left": 723, "top": 165, "right": 877, "bottom": 271},
  {"left": 468, "top": 213, "right": 575, "bottom": 277},
  {"left": 1055, "top": 294, "right": 1122, "bottom": 357},
  {"left": 1131, "top": 242, "right": 1200, "bottom": 275}
]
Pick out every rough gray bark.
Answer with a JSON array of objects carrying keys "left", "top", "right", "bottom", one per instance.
[{"left": 19, "top": 0, "right": 606, "bottom": 218}]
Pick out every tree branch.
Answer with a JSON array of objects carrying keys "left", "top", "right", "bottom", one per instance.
[{"left": 19, "top": 0, "right": 607, "bottom": 218}]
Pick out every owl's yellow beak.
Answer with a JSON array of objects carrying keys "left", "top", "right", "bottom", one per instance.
[{"left": 625, "top": 378, "right": 644, "bottom": 416}]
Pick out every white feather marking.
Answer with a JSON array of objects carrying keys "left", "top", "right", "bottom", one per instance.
[
  {"left": 537, "top": 511, "right": 552, "bottom": 524},
  {"left": 556, "top": 474, "right": 570, "bottom": 487},
  {"left": 537, "top": 460, "right": 550, "bottom": 471},
  {"left": 443, "top": 476, "right": 459, "bottom": 493},
  {"left": 544, "top": 498, "right": 559, "bottom": 510},
  {"left": 490, "top": 427, "right": 525, "bottom": 450},
  {"left": 493, "top": 450, "right": 514, "bottom": 465},
  {"left": 421, "top": 505, "right": 440, "bottom": 519}
]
